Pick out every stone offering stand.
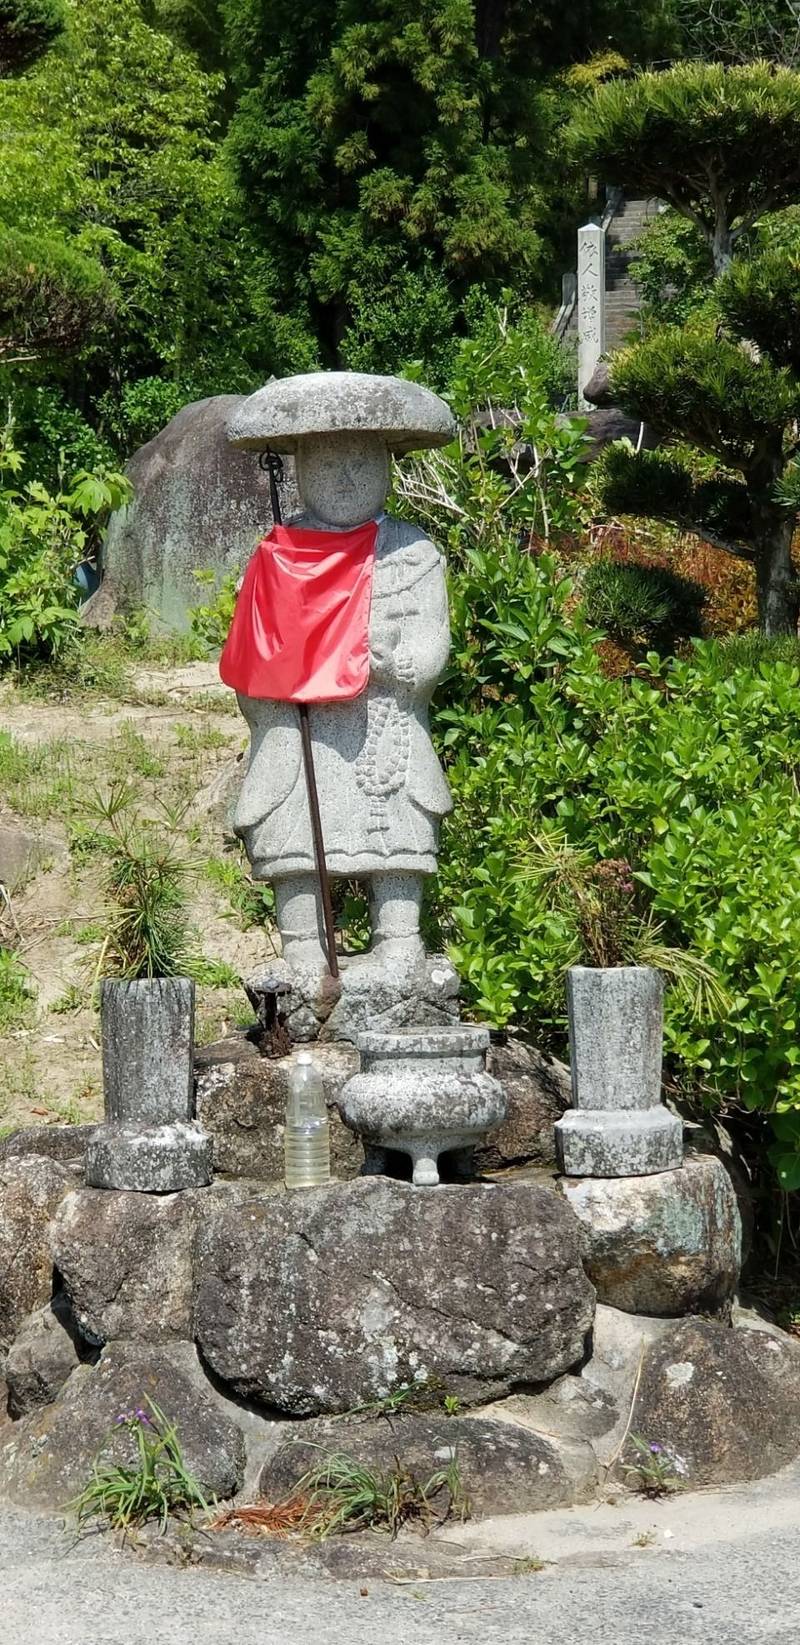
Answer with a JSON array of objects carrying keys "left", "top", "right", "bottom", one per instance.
[{"left": 1, "top": 371, "right": 799, "bottom": 1563}]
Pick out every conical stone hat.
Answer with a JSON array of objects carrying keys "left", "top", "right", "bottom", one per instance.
[{"left": 226, "top": 370, "right": 455, "bottom": 455}]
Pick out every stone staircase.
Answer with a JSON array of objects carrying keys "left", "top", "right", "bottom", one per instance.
[{"left": 603, "top": 195, "right": 661, "bottom": 348}]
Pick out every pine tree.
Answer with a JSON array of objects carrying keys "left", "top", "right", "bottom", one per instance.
[{"left": 569, "top": 62, "right": 800, "bottom": 633}]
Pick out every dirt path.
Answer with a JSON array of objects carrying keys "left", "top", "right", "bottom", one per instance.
[{"left": 0, "top": 664, "right": 273, "bottom": 1131}]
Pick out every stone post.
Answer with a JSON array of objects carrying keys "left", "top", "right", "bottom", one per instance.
[
  {"left": 554, "top": 966, "right": 683, "bottom": 1177},
  {"left": 86, "top": 979, "right": 213, "bottom": 1192},
  {"left": 577, "top": 223, "right": 606, "bottom": 410}
]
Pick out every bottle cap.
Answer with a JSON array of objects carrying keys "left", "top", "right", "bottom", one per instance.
[{"left": 296, "top": 1051, "right": 313, "bottom": 1065}]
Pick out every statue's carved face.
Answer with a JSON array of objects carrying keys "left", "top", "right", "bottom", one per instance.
[{"left": 296, "top": 432, "right": 390, "bottom": 527}]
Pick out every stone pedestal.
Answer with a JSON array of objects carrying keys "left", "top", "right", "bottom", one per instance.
[
  {"left": 559, "top": 1154, "right": 741, "bottom": 1315},
  {"left": 246, "top": 951, "right": 460, "bottom": 1047},
  {"left": 339, "top": 1025, "right": 507, "bottom": 1185},
  {"left": 555, "top": 966, "right": 682, "bottom": 1177},
  {"left": 91, "top": 978, "right": 212, "bottom": 1193},
  {"left": 85, "top": 1121, "right": 213, "bottom": 1194}
]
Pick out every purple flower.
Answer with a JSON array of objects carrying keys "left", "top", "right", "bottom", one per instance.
[{"left": 649, "top": 1442, "right": 663, "bottom": 1455}]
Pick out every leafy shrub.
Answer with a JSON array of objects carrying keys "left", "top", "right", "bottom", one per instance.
[
  {"left": 581, "top": 559, "right": 707, "bottom": 651},
  {"left": 0, "top": 438, "right": 130, "bottom": 662},
  {"left": 403, "top": 366, "right": 800, "bottom": 1199},
  {"left": 710, "top": 631, "right": 800, "bottom": 674},
  {"left": 435, "top": 613, "right": 800, "bottom": 1194},
  {"left": 395, "top": 308, "right": 589, "bottom": 555},
  {"left": 189, "top": 570, "right": 237, "bottom": 653},
  {"left": 97, "top": 377, "right": 193, "bottom": 455},
  {"left": 0, "top": 225, "right": 115, "bottom": 361},
  {"left": 5, "top": 386, "right": 116, "bottom": 488}
]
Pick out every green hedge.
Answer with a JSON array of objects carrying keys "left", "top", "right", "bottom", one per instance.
[{"left": 434, "top": 546, "right": 800, "bottom": 1192}]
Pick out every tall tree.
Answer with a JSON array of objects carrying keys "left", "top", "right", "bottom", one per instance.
[{"left": 220, "top": 0, "right": 679, "bottom": 363}]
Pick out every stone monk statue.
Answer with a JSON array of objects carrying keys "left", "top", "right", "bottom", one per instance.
[{"left": 220, "top": 372, "right": 456, "bottom": 987}]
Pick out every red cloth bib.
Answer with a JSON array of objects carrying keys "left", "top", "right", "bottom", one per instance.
[{"left": 219, "top": 520, "right": 378, "bottom": 703}]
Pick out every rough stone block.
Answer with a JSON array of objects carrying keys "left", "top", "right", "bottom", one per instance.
[
  {"left": 555, "top": 1105, "right": 683, "bottom": 1177},
  {"left": 0, "top": 1341, "right": 245, "bottom": 1506},
  {"left": 247, "top": 952, "right": 461, "bottom": 1046},
  {"left": 102, "top": 393, "right": 295, "bottom": 631},
  {"left": 85, "top": 1120, "right": 213, "bottom": 1193},
  {"left": 0, "top": 1156, "right": 74, "bottom": 1363},
  {"left": 195, "top": 1176, "right": 595, "bottom": 1415},
  {"left": 478, "top": 1039, "right": 570, "bottom": 1172},
  {"left": 559, "top": 1153, "right": 741, "bottom": 1315},
  {"left": 5, "top": 1295, "right": 96, "bottom": 1418},
  {"left": 630, "top": 1317, "right": 800, "bottom": 1486},
  {"left": 0, "top": 1125, "right": 97, "bottom": 1169},
  {"left": 50, "top": 1180, "right": 253, "bottom": 1345},
  {"left": 260, "top": 1409, "right": 598, "bottom": 1519},
  {"left": 195, "top": 1037, "right": 363, "bottom": 1180}
]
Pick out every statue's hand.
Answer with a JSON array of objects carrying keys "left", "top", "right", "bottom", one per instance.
[{"left": 369, "top": 623, "right": 401, "bottom": 685}]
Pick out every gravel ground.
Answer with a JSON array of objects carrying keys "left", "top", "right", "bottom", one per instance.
[{"left": 3, "top": 1462, "right": 800, "bottom": 1644}]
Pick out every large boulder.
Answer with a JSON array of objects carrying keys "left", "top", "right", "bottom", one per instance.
[
  {"left": 260, "top": 1408, "right": 598, "bottom": 1520},
  {"left": 195, "top": 1037, "right": 363, "bottom": 1180},
  {"left": 101, "top": 395, "right": 297, "bottom": 631},
  {"left": 478, "top": 1039, "right": 570, "bottom": 1171},
  {"left": 559, "top": 1154, "right": 741, "bottom": 1316},
  {"left": 50, "top": 1181, "right": 254, "bottom": 1346},
  {"left": 195, "top": 1177, "right": 595, "bottom": 1415},
  {"left": 629, "top": 1317, "right": 800, "bottom": 1487},
  {"left": 5, "top": 1294, "right": 96, "bottom": 1418},
  {"left": 0, "top": 1341, "right": 245, "bottom": 1506},
  {"left": 0, "top": 1157, "right": 73, "bottom": 1364}
]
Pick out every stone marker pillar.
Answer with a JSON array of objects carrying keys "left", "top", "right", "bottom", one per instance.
[
  {"left": 555, "top": 966, "right": 683, "bottom": 1177},
  {"left": 577, "top": 223, "right": 606, "bottom": 410},
  {"left": 86, "top": 979, "right": 213, "bottom": 1193}
]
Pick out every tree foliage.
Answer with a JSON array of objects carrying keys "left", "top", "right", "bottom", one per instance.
[
  {"left": 675, "top": 0, "right": 800, "bottom": 66},
  {"left": 568, "top": 60, "right": 800, "bottom": 271},
  {"left": 0, "top": 228, "right": 115, "bottom": 365},
  {"left": 0, "top": 0, "right": 64, "bottom": 75}
]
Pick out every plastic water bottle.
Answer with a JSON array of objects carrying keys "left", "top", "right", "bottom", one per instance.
[{"left": 284, "top": 1051, "right": 331, "bottom": 1188}]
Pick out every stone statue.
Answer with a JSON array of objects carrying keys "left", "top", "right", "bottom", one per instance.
[{"left": 222, "top": 372, "right": 457, "bottom": 1025}]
